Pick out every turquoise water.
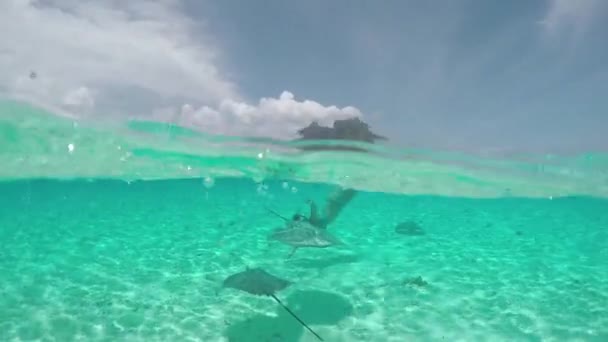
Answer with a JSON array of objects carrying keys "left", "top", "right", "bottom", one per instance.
[
  {"left": 1, "top": 179, "right": 607, "bottom": 341},
  {"left": 1, "top": 100, "right": 608, "bottom": 341}
]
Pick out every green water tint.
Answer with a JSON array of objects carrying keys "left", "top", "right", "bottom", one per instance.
[
  {"left": 2, "top": 99, "right": 608, "bottom": 198},
  {"left": 1, "top": 100, "right": 608, "bottom": 340},
  {"left": 1, "top": 178, "right": 607, "bottom": 341}
]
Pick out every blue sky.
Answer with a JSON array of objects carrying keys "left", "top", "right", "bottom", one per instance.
[{"left": 1, "top": 0, "right": 607, "bottom": 153}]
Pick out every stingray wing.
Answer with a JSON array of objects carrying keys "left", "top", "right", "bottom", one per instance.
[
  {"left": 223, "top": 268, "right": 292, "bottom": 296},
  {"left": 270, "top": 221, "right": 340, "bottom": 248}
]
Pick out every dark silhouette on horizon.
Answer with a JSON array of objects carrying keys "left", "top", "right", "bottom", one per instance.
[
  {"left": 287, "top": 118, "right": 375, "bottom": 231},
  {"left": 293, "top": 117, "right": 387, "bottom": 151}
]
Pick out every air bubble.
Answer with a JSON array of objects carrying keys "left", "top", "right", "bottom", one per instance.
[
  {"left": 67, "top": 143, "right": 75, "bottom": 153},
  {"left": 253, "top": 174, "right": 265, "bottom": 184},
  {"left": 291, "top": 186, "right": 298, "bottom": 193},
  {"left": 257, "top": 148, "right": 272, "bottom": 159},
  {"left": 282, "top": 182, "right": 289, "bottom": 190},
  {"left": 120, "top": 152, "right": 132, "bottom": 162},
  {"left": 256, "top": 184, "right": 267, "bottom": 196},
  {"left": 203, "top": 176, "right": 215, "bottom": 189}
]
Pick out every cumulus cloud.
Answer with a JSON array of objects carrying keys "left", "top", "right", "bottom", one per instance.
[
  {"left": 0, "top": 0, "right": 238, "bottom": 115},
  {"left": 63, "top": 87, "right": 95, "bottom": 114},
  {"left": 177, "top": 91, "right": 363, "bottom": 139},
  {"left": 0, "top": 0, "right": 365, "bottom": 139}
]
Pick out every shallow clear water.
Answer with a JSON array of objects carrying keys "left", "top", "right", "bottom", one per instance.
[
  {"left": 2, "top": 100, "right": 608, "bottom": 198},
  {"left": 1, "top": 100, "right": 608, "bottom": 341}
]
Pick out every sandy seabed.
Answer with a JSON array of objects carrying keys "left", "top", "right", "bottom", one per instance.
[{"left": 0, "top": 179, "right": 606, "bottom": 341}]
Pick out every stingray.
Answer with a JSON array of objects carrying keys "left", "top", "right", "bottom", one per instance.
[
  {"left": 222, "top": 267, "right": 324, "bottom": 341},
  {"left": 266, "top": 208, "right": 342, "bottom": 257}
]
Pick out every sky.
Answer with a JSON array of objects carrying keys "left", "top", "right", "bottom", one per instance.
[{"left": 1, "top": 0, "right": 607, "bottom": 153}]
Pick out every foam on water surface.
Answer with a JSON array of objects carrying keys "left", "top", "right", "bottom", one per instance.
[{"left": 2, "top": 99, "right": 608, "bottom": 199}]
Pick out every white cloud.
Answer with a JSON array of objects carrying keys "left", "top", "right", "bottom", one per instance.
[
  {"left": 539, "top": 0, "right": 603, "bottom": 35},
  {"left": 178, "top": 91, "right": 363, "bottom": 139},
  {"left": 63, "top": 86, "right": 95, "bottom": 114},
  {"left": 0, "top": 0, "right": 238, "bottom": 113},
  {"left": 0, "top": 0, "right": 365, "bottom": 139}
]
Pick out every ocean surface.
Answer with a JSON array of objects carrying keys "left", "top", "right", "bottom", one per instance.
[{"left": 1, "top": 100, "right": 608, "bottom": 341}]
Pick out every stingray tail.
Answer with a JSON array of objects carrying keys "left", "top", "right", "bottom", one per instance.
[
  {"left": 265, "top": 207, "right": 290, "bottom": 222},
  {"left": 270, "top": 294, "right": 324, "bottom": 341}
]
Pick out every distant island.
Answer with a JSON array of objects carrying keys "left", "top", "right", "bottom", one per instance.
[{"left": 293, "top": 117, "right": 387, "bottom": 151}]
